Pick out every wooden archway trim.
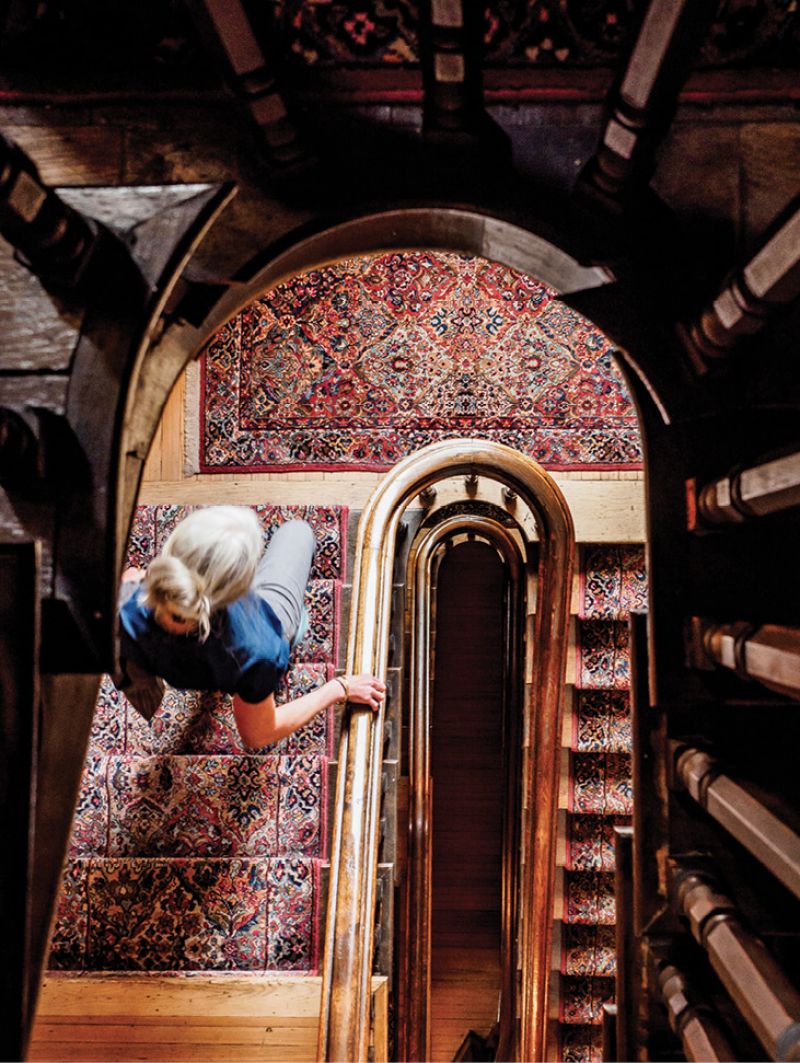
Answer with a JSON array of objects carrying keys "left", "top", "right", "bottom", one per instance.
[{"left": 318, "top": 438, "right": 574, "bottom": 1062}]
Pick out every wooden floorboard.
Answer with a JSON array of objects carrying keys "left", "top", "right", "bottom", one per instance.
[{"left": 30, "top": 975, "right": 388, "bottom": 1063}]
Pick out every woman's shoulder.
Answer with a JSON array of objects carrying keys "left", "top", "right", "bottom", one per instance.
[
  {"left": 119, "top": 587, "right": 152, "bottom": 633},
  {"left": 225, "top": 595, "right": 284, "bottom": 642}
]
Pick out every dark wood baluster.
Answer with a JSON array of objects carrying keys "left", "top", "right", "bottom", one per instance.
[
  {"left": 687, "top": 450, "right": 800, "bottom": 530},
  {"left": 577, "top": 0, "right": 715, "bottom": 210},
  {"left": 679, "top": 196, "right": 800, "bottom": 374},
  {"left": 687, "top": 617, "right": 800, "bottom": 699},
  {"left": 602, "top": 1002, "right": 619, "bottom": 1062},
  {"left": 657, "top": 963, "right": 737, "bottom": 1061},
  {"left": 185, "top": 0, "right": 311, "bottom": 174},
  {"left": 418, "top": 0, "right": 509, "bottom": 164},
  {"left": 0, "top": 132, "right": 99, "bottom": 291},
  {"left": 675, "top": 868, "right": 800, "bottom": 1060},
  {"left": 630, "top": 609, "right": 668, "bottom": 936},
  {"left": 672, "top": 744, "right": 800, "bottom": 902}
]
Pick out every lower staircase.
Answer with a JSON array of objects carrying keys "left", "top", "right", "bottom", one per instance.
[
  {"left": 33, "top": 503, "right": 349, "bottom": 1060},
  {"left": 557, "top": 544, "right": 643, "bottom": 1062}
]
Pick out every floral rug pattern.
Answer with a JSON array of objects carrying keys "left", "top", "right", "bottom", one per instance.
[
  {"left": 580, "top": 544, "right": 647, "bottom": 620},
  {"left": 560, "top": 545, "right": 644, "bottom": 1051},
  {"left": 49, "top": 505, "right": 344, "bottom": 974},
  {"left": 200, "top": 252, "right": 642, "bottom": 472},
  {"left": 50, "top": 857, "right": 317, "bottom": 973},
  {"left": 268, "top": 0, "right": 798, "bottom": 71},
  {"left": 570, "top": 690, "right": 631, "bottom": 753},
  {"left": 562, "top": 925, "right": 616, "bottom": 979}
]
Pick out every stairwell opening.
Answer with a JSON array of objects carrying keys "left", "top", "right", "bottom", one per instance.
[{"left": 428, "top": 537, "right": 508, "bottom": 1061}]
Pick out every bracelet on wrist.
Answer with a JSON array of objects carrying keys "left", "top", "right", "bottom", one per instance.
[{"left": 334, "top": 675, "right": 350, "bottom": 702}]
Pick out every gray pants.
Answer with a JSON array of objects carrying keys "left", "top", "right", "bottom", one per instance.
[{"left": 252, "top": 518, "right": 316, "bottom": 642}]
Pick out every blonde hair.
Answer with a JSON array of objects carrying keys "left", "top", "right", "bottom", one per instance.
[{"left": 142, "top": 506, "right": 262, "bottom": 641}]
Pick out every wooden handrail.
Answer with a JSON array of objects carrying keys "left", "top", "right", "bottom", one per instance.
[
  {"left": 675, "top": 869, "right": 800, "bottom": 1060},
  {"left": 614, "top": 825, "right": 636, "bottom": 1063},
  {"left": 688, "top": 617, "right": 800, "bottom": 699},
  {"left": 629, "top": 609, "right": 667, "bottom": 935},
  {"left": 400, "top": 515, "right": 524, "bottom": 1061},
  {"left": 688, "top": 450, "right": 800, "bottom": 528},
  {"left": 657, "top": 963, "right": 737, "bottom": 1061},
  {"left": 602, "top": 1003, "right": 618, "bottom": 1062},
  {"left": 672, "top": 744, "right": 800, "bottom": 902},
  {"left": 317, "top": 438, "right": 574, "bottom": 1062}
]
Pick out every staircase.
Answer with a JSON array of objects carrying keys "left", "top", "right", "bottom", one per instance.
[
  {"left": 48, "top": 503, "right": 346, "bottom": 979},
  {"left": 42, "top": 502, "right": 644, "bottom": 1062},
  {"left": 557, "top": 544, "right": 644, "bottom": 1062}
]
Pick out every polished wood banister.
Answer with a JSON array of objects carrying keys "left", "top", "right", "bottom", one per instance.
[
  {"left": 688, "top": 450, "right": 800, "bottom": 528},
  {"left": 675, "top": 869, "right": 800, "bottom": 1061},
  {"left": 577, "top": 0, "right": 714, "bottom": 205},
  {"left": 317, "top": 438, "right": 574, "bottom": 1062},
  {"left": 657, "top": 963, "right": 738, "bottom": 1061},
  {"left": 602, "top": 1002, "right": 619, "bottom": 1062},
  {"left": 400, "top": 519, "right": 439, "bottom": 1063},
  {"left": 688, "top": 617, "right": 800, "bottom": 699},
  {"left": 614, "top": 825, "right": 636, "bottom": 1063},
  {"left": 672, "top": 743, "right": 800, "bottom": 902}
]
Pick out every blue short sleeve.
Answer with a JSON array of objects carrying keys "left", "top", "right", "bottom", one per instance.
[{"left": 234, "top": 659, "right": 282, "bottom": 704}]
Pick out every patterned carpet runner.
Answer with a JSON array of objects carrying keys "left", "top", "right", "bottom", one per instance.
[
  {"left": 199, "top": 252, "right": 642, "bottom": 473},
  {"left": 264, "top": 3, "right": 797, "bottom": 72},
  {"left": 48, "top": 504, "right": 346, "bottom": 976},
  {"left": 559, "top": 544, "right": 646, "bottom": 1063}
]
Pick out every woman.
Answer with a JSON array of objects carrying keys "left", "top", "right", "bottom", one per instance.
[{"left": 118, "top": 505, "right": 385, "bottom": 747}]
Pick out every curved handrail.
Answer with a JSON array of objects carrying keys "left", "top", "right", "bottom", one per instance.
[{"left": 317, "top": 438, "right": 574, "bottom": 1062}]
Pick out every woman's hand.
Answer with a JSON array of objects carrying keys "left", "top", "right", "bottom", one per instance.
[
  {"left": 339, "top": 674, "right": 386, "bottom": 711},
  {"left": 232, "top": 674, "right": 387, "bottom": 749},
  {"left": 122, "top": 567, "right": 144, "bottom": 583}
]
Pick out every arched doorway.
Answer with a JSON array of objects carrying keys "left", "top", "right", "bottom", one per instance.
[{"left": 39, "top": 207, "right": 646, "bottom": 1063}]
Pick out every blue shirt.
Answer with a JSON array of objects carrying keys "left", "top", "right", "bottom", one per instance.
[{"left": 119, "top": 590, "right": 290, "bottom": 703}]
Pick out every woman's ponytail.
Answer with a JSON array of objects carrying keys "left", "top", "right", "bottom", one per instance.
[{"left": 143, "top": 506, "right": 263, "bottom": 641}]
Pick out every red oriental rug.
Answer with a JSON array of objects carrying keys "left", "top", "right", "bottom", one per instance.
[{"left": 199, "top": 251, "right": 642, "bottom": 473}]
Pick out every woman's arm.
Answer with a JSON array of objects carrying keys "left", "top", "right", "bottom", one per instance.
[{"left": 232, "top": 673, "right": 386, "bottom": 749}]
